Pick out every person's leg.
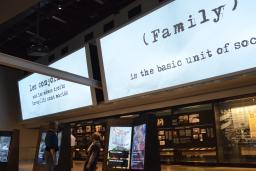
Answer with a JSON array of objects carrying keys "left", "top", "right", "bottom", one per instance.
[
  {"left": 71, "top": 147, "right": 73, "bottom": 168},
  {"left": 45, "top": 151, "right": 54, "bottom": 171}
]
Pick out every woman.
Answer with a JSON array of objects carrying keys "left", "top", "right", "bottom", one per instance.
[
  {"left": 45, "top": 121, "right": 59, "bottom": 171},
  {"left": 84, "top": 133, "right": 101, "bottom": 171}
]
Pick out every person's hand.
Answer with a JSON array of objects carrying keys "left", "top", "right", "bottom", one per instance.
[
  {"left": 86, "top": 164, "right": 90, "bottom": 169},
  {"left": 50, "top": 149, "right": 57, "bottom": 164}
]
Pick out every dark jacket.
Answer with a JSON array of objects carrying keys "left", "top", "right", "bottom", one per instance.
[
  {"left": 84, "top": 141, "right": 101, "bottom": 171},
  {"left": 45, "top": 130, "right": 59, "bottom": 152}
]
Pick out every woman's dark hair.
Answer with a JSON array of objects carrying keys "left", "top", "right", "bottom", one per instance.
[
  {"left": 48, "top": 121, "right": 57, "bottom": 131},
  {"left": 92, "top": 133, "right": 100, "bottom": 141}
]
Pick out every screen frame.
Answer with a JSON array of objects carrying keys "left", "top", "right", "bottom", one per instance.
[
  {"left": 131, "top": 123, "right": 147, "bottom": 170},
  {"left": 55, "top": 131, "right": 62, "bottom": 166},
  {"left": 0, "top": 133, "right": 12, "bottom": 164},
  {"left": 18, "top": 44, "right": 96, "bottom": 120},
  {"left": 96, "top": 0, "right": 256, "bottom": 102},
  {"left": 37, "top": 131, "right": 47, "bottom": 165},
  {"left": 107, "top": 126, "right": 133, "bottom": 170},
  {"left": 104, "top": 118, "right": 134, "bottom": 171}
]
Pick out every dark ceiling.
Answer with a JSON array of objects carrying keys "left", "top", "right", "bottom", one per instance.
[{"left": 0, "top": 0, "right": 134, "bottom": 61}]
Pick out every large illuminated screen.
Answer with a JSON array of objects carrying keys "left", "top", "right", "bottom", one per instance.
[
  {"left": 99, "top": 0, "right": 256, "bottom": 100},
  {"left": 0, "top": 136, "right": 11, "bottom": 163},
  {"left": 107, "top": 127, "right": 132, "bottom": 169},
  {"left": 18, "top": 48, "right": 93, "bottom": 119}
]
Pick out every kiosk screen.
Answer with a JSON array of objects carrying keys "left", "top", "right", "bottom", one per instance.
[
  {"left": 0, "top": 136, "right": 11, "bottom": 163},
  {"left": 107, "top": 127, "right": 132, "bottom": 169},
  {"left": 131, "top": 124, "right": 146, "bottom": 170}
]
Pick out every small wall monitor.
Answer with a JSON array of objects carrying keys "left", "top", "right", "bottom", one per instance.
[{"left": 0, "top": 136, "right": 11, "bottom": 163}]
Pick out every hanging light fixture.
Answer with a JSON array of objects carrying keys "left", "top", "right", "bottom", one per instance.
[
  {"left": 27, "top": 2, "right": 49, "bottom": 57},
  {"left": 58, "top": 4, "right": 62, "bottom": 10}
]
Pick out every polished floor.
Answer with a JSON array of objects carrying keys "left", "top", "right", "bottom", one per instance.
[{"left": 19, "top": 161, "right": 256, "bottom": 171}]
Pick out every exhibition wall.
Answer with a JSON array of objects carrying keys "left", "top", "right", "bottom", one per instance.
[
  {"left": 1, "top": 0, "right": 256, "bottom": 167},
  {"left": 0, "top": 66, "right": 22, "bottom": 129},
  {"left": 0, "top": 66, "right": 39, "bottom": 161}
]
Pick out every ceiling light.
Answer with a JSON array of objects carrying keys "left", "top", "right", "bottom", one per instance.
[
  {"left": 58, "top": 4, "right": 62, "bottom": 10},
  {"left": 27, "top": 43, "right": 49, "bottom": 57},
  {"left": 52, "top": 16, "right": 67, "bottom": 24},
  {"left": 94, "top": 0, "right": 104, "bottom": 5}
]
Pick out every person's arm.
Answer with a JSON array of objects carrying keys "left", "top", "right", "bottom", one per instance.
[
  {"left": 86, "top": 145, "right": 99, "bottom": 169},
  {"left": 45, "top": 132, "right": 58, "bottom": 163}
]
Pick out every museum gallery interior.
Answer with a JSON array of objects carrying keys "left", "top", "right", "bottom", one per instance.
[{"left": 0, "top": 0, "right": 256, "bottom": 171}]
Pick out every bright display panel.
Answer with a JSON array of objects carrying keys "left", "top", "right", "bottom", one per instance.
[
  {"left": 107, "top": 127, "right": 132, "bottom": 169},
  {"left": 0, "top": 136, "right": 11, "bottom": 163},
  {"left": 55, "top": 132, "right": 62, "bottom": 165},
  {"left": 18, "top": 48, "right": 93, "bottom": 120},
  {"left": 99, "top": 0, "right": 256, "bottom": 100},
  {"left": 37, "top": 132, "right": 47, "bottom": 164},
  {"left": 131, "top": 124, "right": 146, "bottom": 170}
]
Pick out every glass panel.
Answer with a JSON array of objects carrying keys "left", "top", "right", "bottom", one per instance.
[
  {"left": 215, "top": 96, "right": 256, "bottom": 164},
  {"left": 172, "top": 104, "right": 217, "bottom": 163}
]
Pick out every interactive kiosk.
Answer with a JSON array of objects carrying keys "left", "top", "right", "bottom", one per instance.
[
  {"left": 103, "top": 114, "right": 160, "bottom": 171},
  {"left": 33, "top": 124, "right": 71, "bottom": 171},
  {"left": 0, "top": 129, "right": 19, "bottom": 171}
]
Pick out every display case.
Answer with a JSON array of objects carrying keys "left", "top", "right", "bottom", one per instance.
[
  {"left": 215, "top": 96, "right": 256, "bottom": 164},
  {"left": 175, "top": 147, "right": 216, "bottom": 163},
  {"left": 159, "top": 148, "right": 174, "bottom": 164},
  {"left": 154, "top": 104, "right": 217, "bottom": 164},
  {"left": 171, "top": 104, "right": 217, "bottom": 163},
  {"left": 70, "top": 121, "right": 106, "bottom": 161},
  {"left": 156, "top": 114, "right": 175, "bottom": 163},
  {"left": 157, "top": 116, "right": 173, "bottom": 148}
]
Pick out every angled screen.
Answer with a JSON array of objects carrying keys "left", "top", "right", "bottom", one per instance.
[
  {"left": 18, "top": 47, "right": 93, "bottom": 120},
  {"left": 55, "top": 132, "right": 62, "bottom": 165},
  {"left": 99, "top": 0, "right": 256, "bottom": 100},
  {"left": 107, "top": 127, "right": 132, "bottom": 169},
  {"left": 0, "top": 136, "right": 11, "bottom": 163},
  {"left": 131, "top": 124, "right": 146, "bottom": 170},
  {"left": 37, "top": 132, "right": 47, "bottom": 165}
]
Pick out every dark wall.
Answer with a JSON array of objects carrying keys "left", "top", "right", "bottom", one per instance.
[
  {"left": 0, "top": 66, "right": 22, "bottom": 129},
  {"left": 0, "top": 66, "right": 39, "bottom": 161}
]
